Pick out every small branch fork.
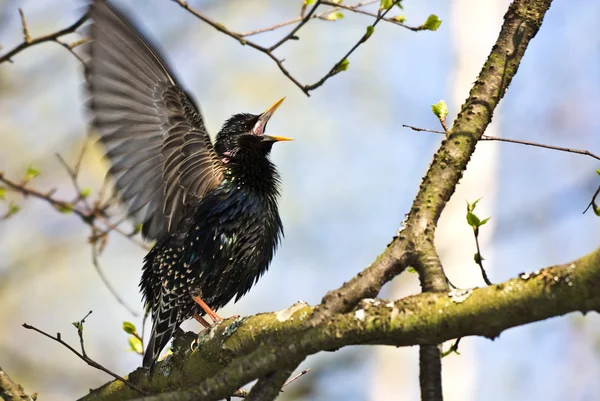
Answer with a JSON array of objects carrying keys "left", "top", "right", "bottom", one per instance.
[
  {"left": 0, "top": 10, "right": 87, "bottom": 64},
  {"left": 403, "top": 124, "right": 600, "bottom": 162},
  {"left": 405, "top": 123, "right": 600, "bottom": 220},
  {"left": 0, "top": 141, "right": 145, "bottom": 317},
  {"left": 2, "top": 2, "right": 421, "bottom": 94},
  {"left": 23, "top": 311, "right": 147, "bottom": 395},
  {"left": 172, "top": 0, "right": 416, "bottom": 95}
]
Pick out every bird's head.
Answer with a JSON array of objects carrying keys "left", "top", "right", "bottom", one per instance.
[{"left": 215, "top": 97, "right": 292, "bottom": 160}]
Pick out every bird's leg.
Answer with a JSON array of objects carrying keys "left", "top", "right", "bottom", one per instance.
[
  {"left": 192, "top": 296, "right": 223, "bottom": 323},
  {"left": 193, "top": 313, "right": 212, "bottom": 328}
]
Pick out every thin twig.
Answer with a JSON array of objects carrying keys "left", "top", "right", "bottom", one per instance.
[
  {"left": 18, "top": 9, "right": 32, "bottom": 43},
  {"left": 173, "top": 0, "right": 417, "bottom": 95},
  {"left": 0, "top": 13, "right": 87, "bottom": 64},
  {"left": 240, "top": 1, "right": 377, "bottom": 37},
  {"left": 583, "top": 185, "right": 600, "bottom": 215},
  {"left": 403, "top": 124, "right": 600, "bottom": 161},
  {"left": 441, "top": 338, "right": 461, "bottom": 358},
  {"left": 91, "top": 235, "right": 140, "bottom": 317},
  {"left": 281, "top": 368, "right": 311, "bottom": 390},
  {"left": 92, "top": 212, "right": 149, "bottom": 249},
  {"left": 269, "top": 1, "right": 322, "bottom": 51},
  {"left": 0, "top": 172, "right": 89, "bottom": 221},
  {"left": 320, "top": 1, "right": 425, "bottom": 31},
  {"left": 304, "top": 0, "right": 401, "bottom": 92},
  {"left": 0, "top": 170, "right": 148, "bottom": 249},
  {"left": 22, "top": 317, "right": 147, "bottom": 395},
  {"left": 171, "top": 0, "right": 308, "bottom": 94},
  {"left": 56, "top": 147, "right": 92, "bottom": 210},
  {"left": 56, "top": 39, "right": 87, "bottom": 65},
  {"left": 473, "top": 229, "right": 492, "bottom": 285}
]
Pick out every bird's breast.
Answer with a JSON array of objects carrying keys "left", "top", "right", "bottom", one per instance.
[{"left": 180, "top": 184, "right": 283, "bottom": 307}]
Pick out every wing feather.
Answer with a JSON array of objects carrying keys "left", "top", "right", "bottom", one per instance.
[{"left": 86, "top": 0, "right": 224, "bottom": 240}]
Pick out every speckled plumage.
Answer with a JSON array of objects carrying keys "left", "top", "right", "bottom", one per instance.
[
  {"left": 140, "top": 148, "right": 283, "bottom": 372},
  {"left": 85, "top": 0, "right": 288, "bottom": 374}
]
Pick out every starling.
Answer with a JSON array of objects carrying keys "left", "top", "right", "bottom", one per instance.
[{"left": 85, "top": 0, "right": 291, "bottom": 373}]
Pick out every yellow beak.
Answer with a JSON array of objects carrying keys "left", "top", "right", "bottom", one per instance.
[{"left": 257, "top": 97, "right": 293, "bottom": 142}]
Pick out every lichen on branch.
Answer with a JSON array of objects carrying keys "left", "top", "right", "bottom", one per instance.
[{"left": 79, "top": 246, "right": 600, "bottom": 401}]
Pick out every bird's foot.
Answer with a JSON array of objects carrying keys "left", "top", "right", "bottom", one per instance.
[
  {"left": 190, "top": 338, "right": 200, "bottom": 352},
  {"left": 192, "top": 296, "right": 223, "bottom": 324},
  {"left": 193, "top": 313, "right": 212, "bottom": 328}
]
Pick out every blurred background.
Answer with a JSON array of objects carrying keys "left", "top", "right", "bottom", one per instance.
[{"left": 1, "top": 0, "right": 599, "bottom": 400}]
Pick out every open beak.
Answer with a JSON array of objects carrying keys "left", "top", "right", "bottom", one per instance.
[{"left": 256, "top": 97, "right": 293, "bottom": 142}]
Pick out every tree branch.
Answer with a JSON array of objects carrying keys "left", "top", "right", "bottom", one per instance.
[
  {"left": 0, "top": 13, "right": 87, "bottom": 64},
  {"left": 309, "top": 0, "right": 554, "bottom": 327},
  {"left": 23, "top": 312, "right": 147, "bottom": 396},
  {"left": 0, "top": 365, "right": 33, "bottom": 401},
  {"left": 402, "top": 125, "right": 600, "bottom": 162},
  {"left": 303, "top": 0, "right": 401, "bottom": 92},
  {"left": 171, "top": 0, "right": 421, "bottom": 95},
  {"left": 78, "top": 246, "right": 600, "bottom": 401},
  {"left": 319, "top": 1, "right": 425, "bottom": 32},
  {"left": 245, "top": 369, "right": 293, "bottom": 401}
]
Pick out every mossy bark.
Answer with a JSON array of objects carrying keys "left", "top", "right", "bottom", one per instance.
[{"left": 79, "top": 246, "right": 600, "bottom": 401}]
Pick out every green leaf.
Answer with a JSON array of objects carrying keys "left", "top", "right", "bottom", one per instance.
[
  {"left": 473, "top": 253, "right": 484, "bottom": 264},
  {"left": 422, "top": 14, "right": 442, "bottom": 31},
  {"left": 379, "top": 0, "right": 394, "bottom": 10},
  {"left": 366, "top": 25, "right": 375, "bottom": 39},
  {"left": 7, "top": 201, "right": 20, "bottom": 216},
  {"left": 79, "top": 187, "right": 92, "bottom": 198},
  {"left": 431, "top": 100, "right": 448, "bottom": 120},
  {"left": 128, "top": 336, "right": 143, "bottom": 354},
  {"left": 593, "top": 202, "right": 600, "bottom": 217},
  {"left": 0, "top": 187, "right": 5, "bottom": 200},
  {"left": 395, "top": 1, "right": 404, "bottom": 9},
  {"left": 326, "top": 12, "right": 344, "bottom": 21},
  {"left": 122, "top": 321, "right": 137, "bottom": 335},
  {"left": 393, "top": 15, "right": 406, "bottom": 23},
  {"left": 304, "top": 0, "right": 316, "bottom": 4},
  {"left": 407, "top": 267, "right": 417, "bottom": 274},
  {"left": 479, "top": 216, "right": 491, "bottom": 226},
  {"left": 72, "top": 321, "right": 83, "bottom": 332},
  {"left": 466, "top": 199, "right": 491, "bottom": 229},
  {"left": 466, "top": 198, "right": 481, "bottom": 213},
  {"left": 441, "top": 342, "right": 460, "bottom": 358},
  {"left": 55, "top": 203, "right": 74, "bottom": 214},
  {"left": 466, "top": 211, "right": 480, "bottom": 228},
  {"left": 334, "top": 58, "right": 350, "bottom": 74},
  {"left": 596, "top": 168, "right": 600, "bottom": 176},
  {"left": 24, "top": 164, "right": 40, "bottom": 181}
]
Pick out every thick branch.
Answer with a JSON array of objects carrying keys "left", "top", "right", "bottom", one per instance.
[
  {"left": 78, "top": 247, "right": 600, "bottom": 401},
  {"left": 412, "top": 2, "right": 553, "bottom": 398},
  {"left": 309, "top": 0, "right": 554, "bottom": 326},
  {"left": 245, "top": 369, "right": 294, "bottom": 401},
  {"left": 0, "top": 366, "right": 32, "bottom": 401}
]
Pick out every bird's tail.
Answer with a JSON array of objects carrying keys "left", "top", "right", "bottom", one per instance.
[{"left": 143, "top": 295, "right": 182, "bottom": 375}]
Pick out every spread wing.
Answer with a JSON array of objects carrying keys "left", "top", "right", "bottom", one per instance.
[{"left": 86, "top": 0, "right": 224, "bottom": 240}]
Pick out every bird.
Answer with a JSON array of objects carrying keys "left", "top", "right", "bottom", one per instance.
[{"left": 84, "top": 0, "right": 291, "bottom": 374}]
